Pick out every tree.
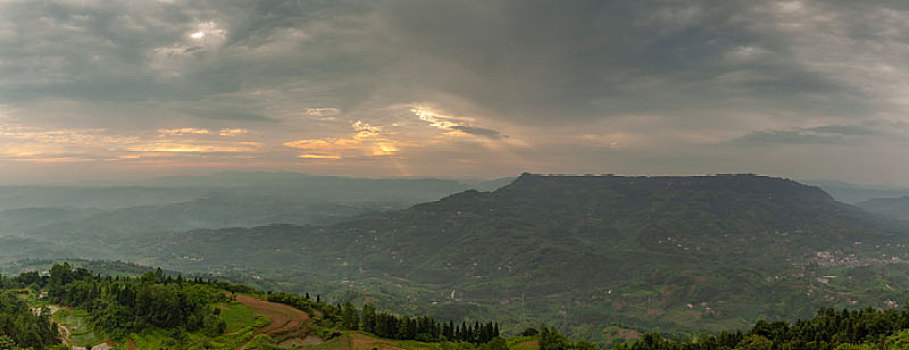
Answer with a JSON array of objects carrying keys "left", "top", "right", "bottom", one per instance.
[
  {"left": 0, "top": 336, "right": 16, "bottom": 350},
  {"left": 0, "top": 291, "right": 60, "bottom": 349},
  {"left": 520, "top": 327, "right": 539, "bottom": 337},
  {"left": 574, "top": 340, "right": 597, "bottom": 350},
  {"left": 341, "top": 302, "right": 359, "bottom": 330},
  {"left": 484, "top": 337, "right": 508, "bottom": 350},
  {"left": 736, "top": 334, "right": 773, "bottom": 350},
  {"left": 540, "top": 324, "right": 570, "bottom": 350},
  {"left": 361, "top": 304, "right": 377, "bottom": 333}
]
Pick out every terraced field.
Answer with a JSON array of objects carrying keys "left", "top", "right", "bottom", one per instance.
[
  {"left": 52, "top": 308, "right": 111, "bottom": 350},
  {"left": 232, "top": 294, "right": 314, "bottom": 348}
]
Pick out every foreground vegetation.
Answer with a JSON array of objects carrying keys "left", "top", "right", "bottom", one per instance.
[
  {"left": 4, "top": 174, "right": 909, "bottom": 344},
  {"left": 614, "top": 306, "right": 909, "bottom": 350},
  {"left": 3, "top": 262, "right": 909, "bottom": 350},
  {"left": 268, "top": 292, "right": 500, "bottom": 344},
  {"left": 0, "top": 289, "right": 58, "bottom": 349},
  {"left": 0, "top": 263, "right": 507, "bottom": 349}
]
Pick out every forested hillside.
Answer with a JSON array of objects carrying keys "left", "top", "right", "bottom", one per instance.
[
  {"left": 114, "top": 174, "right": 909, "bottom": 343},
  {"left": 0, "top": 289, "right": 58, "bottom": 349},
  {"left": 0, "top": 263, "right": 509, "bottom": 350},
  {"left": 2, "top": 174, "right": 907, "bottom": 344}
]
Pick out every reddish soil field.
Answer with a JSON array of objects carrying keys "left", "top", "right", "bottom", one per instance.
[{"left": 233, "top": 294, "right": 311, "bottom": 336}]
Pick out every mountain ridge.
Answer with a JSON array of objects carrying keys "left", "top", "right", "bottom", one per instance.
[
  {"left": 4, "top": 173, "right": 908, "bottom": 343},
  {"left": 118, "top": 173, "right": 909, "bottom": 342}
]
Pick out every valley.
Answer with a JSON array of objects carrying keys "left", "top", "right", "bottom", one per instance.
[
  {"left": 2, "top": 173, "right": 909, "bottom": 345},
  {"left": 6, "top": 1, "right": 908, "bottom": 348}
]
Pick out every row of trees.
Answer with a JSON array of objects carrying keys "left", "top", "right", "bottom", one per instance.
[
  {"left": 615, "top": 306, "right": 909, "bottom": 350},
  {"left": 266, "top": 292, "right": 501, "bottom": 343},
  {"left": 42, "top": 263, "right": 227, "bottom": 338}
]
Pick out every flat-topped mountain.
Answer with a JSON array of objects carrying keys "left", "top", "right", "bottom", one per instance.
[{"left": 331, "top": 173, "right": 895, "bottom": 272}]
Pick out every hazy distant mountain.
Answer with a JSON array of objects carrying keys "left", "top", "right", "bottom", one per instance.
[
  {"left": 126, "top": 174, "right": 909, "bottom": 341},
  {"left": 856, "top": 196, "right": 909, "bottom": 221},
  {"left": 0, "top": 186, "right": 209, "bottom": 211},
  {"left": 803, "top": 179, "right": 909, "bottom": 204},
  {"left": 0, "top": 172, "right": 477, "bottom": 209},
  {"left": 0, "top": 207, "right": 100, "bottom": 233},
  {"left": 136, "top": 171, "right": 474, "bottom": 202},
  {"left": 0, "top": 172, "right": 502, "bottom": 240}
]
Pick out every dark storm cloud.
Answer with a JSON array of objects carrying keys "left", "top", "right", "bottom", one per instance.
[
  {"left": 0, "top": 0, "right": 895, "bottom": 123},
  {"left": 0, "top": 0, "right": 377, "bottom": 103},
  {"left": 734, "top": 129, "right": 851, "bottom": 146},
  {"left": 449, "top": 125, "right": 504, "bottom": 139},
  {"left": 177, "top": 106, "right": 276, "bottom": 122},
  {"left": 372, "top": 0, "right": 869, "bottom": 123},
  {"left": 807, "top": 125, "right": 880, "bottom": 136},
  {"left": 732, "top": 124, "right": 891, "bottom": 146},
  {"left": 4, "top": 0, "right": 909, "bottom": 183}
]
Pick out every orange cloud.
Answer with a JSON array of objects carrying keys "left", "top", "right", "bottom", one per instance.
[
  {"left": 157, "top": 128, "right": 211, "bottom": 136},
  {"left": 283, "top": 121, "right": 409, "bottom": 159},
  {"left": 410, "top": 106, "right": 507, "bottom": 140},
  {"left": 298, "top": 154, "right": 342, "bottom": 159},
  {"left": 219, "top": 128, "right": 249, "bottom": 136},
  {"left": 0, "top": 118, "right": 262, "bottom": 164},
  {"left": 0, "top": 123, "right": 139, "bottom": 162},
  {"left": 8, "top": 157, "right": 94, "bottom": 163},
  {"left": 126, "top": 142, "right": 260, "bottom": 153},
  {"left": 412, "top": 106, "right": 463, "bottom": 130}
]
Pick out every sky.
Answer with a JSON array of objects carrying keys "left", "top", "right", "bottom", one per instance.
[{"left": 2, "top": 0, "right": 909, "bottom": 184}]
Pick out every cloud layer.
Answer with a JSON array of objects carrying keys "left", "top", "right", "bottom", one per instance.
[{"left": 2, "top": 0, "right": 909, "bottom": 183}]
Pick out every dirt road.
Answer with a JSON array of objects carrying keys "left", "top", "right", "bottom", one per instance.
[{"left": 33, "top": 305, "right": 111, "bottom": 350}]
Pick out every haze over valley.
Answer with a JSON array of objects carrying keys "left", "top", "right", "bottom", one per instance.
[
  {"left": 3, "top": 1, "right": 909, "bottom": 349},
  {"left": 3, "top": 172, "right": 909, "bottom": 347}
]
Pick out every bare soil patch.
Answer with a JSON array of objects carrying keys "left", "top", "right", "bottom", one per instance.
[
  {"left": 233, "top": 294, "right": 311, "bottom": 337},
  {"left": 349, "top": 333, "right": 406, "bottom": 350}
]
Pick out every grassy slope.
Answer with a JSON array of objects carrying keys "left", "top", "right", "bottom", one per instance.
[
  {"left": 36, "top": 296, "right": 269, "bottom": 350},
  {"left": 126, "top": 300, "right": 270, "bottom": 350},
  {"left": 219, "top": 302, "right": 267, "bottom": 333},
  {"left": 53, "top": 309, "right": 107, "bottom": 347}
]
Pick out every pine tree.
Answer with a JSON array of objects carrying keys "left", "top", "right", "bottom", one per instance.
[
  {"left": 341, "top": 302, "right": 359, "bottom": 330},
  {"left": 361, "top": 304, "right": 377, "bottom": 333}
]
